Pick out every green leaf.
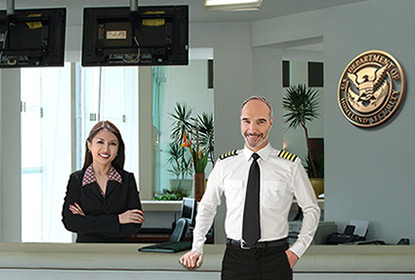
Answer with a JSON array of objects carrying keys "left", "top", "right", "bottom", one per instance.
[{"left": 282, "top": 84, "right": 319, "bottom": 130}]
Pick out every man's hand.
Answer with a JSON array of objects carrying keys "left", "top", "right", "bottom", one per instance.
[
  {"left": 179, "top": 251, "right": 203, "bottom": 269},
  {"left": 285, "top": 249, "right": 299, "bottom": 269}
]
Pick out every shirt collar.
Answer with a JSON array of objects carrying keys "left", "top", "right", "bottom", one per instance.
[
  {"left": 243, "top": 143, "right": 272, "bottom": 162},
  {"left": 82, "top": 164, "right": 122, "bottom": 187}
]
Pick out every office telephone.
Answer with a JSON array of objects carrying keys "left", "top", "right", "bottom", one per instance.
[{"left": 326, "top": 225, "right": 366, "bottom": 244}]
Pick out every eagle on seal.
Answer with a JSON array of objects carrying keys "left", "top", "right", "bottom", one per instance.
[{"left": 346, "top": 65, "right": 389, "bottom": 113}]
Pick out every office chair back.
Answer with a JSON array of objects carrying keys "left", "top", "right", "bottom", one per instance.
[{"left": 169, "top": 217, "right": 188, "bottom": 242}]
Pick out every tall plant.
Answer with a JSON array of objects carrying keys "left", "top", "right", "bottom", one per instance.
[
  {"left": 282, "top": 84, "right": 321, "bottom": 177},
  {"left": 196, "top": 113, "right": 215, "bottom": 166},
  {"left": 169, "top": 102, "right": 215, "bottom": 173},
  {"left": 170, "top": 103, "right": 194, "bottom": 143},
  {"left": 166, "top": 142, "right": 192, "bottom": 180},
  {"left": 167, "top": 103, "right": 194, "bottom": 183}
]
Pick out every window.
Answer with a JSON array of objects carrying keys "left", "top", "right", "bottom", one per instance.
[
  {"left": 21, "top": 65, "right": 72, "bottom": 242},
  {"left": 282, "top": 60, "right": 290, "bottom": 87},
  {"left": 21, "top": 64, "right": 139, "bottom": 242},
  {"left": 20, "top": 57, "right": 211, "bottom": 240},
  {"left": 152, "top": 60, "right": 214, "bottom": 198},
  {"left": 78, "top": 65, "right": 138, "bottom": 173},
  {"left": 308, "top": 61, "right": 324, "bottom": 87}
]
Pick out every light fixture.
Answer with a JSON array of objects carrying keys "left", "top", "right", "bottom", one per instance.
[{"left": 204, "top": 0, "right": 263, "bottom": 11}]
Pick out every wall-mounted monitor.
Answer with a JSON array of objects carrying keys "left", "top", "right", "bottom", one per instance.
[
  {"left": 82, "top": 5, "right": 188, "bottom": 67},
  {"left": 0, "top": 8, "right": 66, "bottom": 68}
]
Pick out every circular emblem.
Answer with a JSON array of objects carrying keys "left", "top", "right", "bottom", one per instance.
[{"left": 338, "top": 50, "right": 406, "bottom": 127}]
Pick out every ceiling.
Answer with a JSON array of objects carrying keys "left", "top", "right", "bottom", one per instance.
[
  {"left": 4, "top": 0, "right": 370, "bottom": 23},
  {"left": 2, "top": 0, "right": 370, "bottom": 54}
]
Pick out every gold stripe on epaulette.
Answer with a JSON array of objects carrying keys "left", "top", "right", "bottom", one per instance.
[
  {"left": 278, "top": 150, "right": 297, "bottom": 162},
  {"left": 220, "top": 149, "right": 238, "bottom": 160}
]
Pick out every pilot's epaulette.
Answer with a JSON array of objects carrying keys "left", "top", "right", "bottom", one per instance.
[
  {"left": 278, "top": 150, "right": 298, "bottom": 162},
  {"left": 219, "top": 150, "right": 238, "bottom": 160}
]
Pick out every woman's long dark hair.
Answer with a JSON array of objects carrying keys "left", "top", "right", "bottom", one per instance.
[{"left": 82, "top": 120, "right": 125, "bottom": 172}]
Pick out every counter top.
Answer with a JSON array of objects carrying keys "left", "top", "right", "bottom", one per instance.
[
  {"left": 141, "top": 199, "right": 325, "bottom": 212},
  {"left": 1, "top": 243, "right": 414, "bottom": 274}
]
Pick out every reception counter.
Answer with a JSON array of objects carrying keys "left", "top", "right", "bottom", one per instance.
[{"left": 0, "top": 242, "right": 414, "bottom": 280}]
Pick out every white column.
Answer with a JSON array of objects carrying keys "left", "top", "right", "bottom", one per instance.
[
  {"left": 0, "top": 69, "right": 22, "bottom": 242},
  {"left": 138, "top": 67, "right": 153, "bottom": 200}
]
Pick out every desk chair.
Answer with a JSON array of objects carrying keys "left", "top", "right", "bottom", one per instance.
[{"left": 139, "top": 198, "right": 197, "bottom": 253}]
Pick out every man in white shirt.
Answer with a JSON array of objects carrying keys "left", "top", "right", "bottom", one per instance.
[{"left": 180, "top": 96, "right": 320, "bottom": 280}]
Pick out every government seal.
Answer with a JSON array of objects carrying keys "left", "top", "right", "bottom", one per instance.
[{"left": 338, "top": 50, "right": 405, "bottom": 127}]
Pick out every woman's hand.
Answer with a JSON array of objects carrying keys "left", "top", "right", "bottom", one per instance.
[
  {"left": 70, "top": 202, "right": 85, "bottom": 216},
  {"left": 118, "top": 209, "right": 145, "bottom": 224}
]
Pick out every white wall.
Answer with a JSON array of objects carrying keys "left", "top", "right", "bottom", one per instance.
[
  {"left": 252, "top": 47, "right": 284, "bottom": 149},
  {"left": 323, "top": 0, "right": 415, "bottom": 243},
  {"left": 138, "top": 67, "right": 153, "bottom": 200},
  {"left": 0, "top": 69, "right": 22, "bottom": 242},
  {"left": 252, "top": 0, "right": 415, "bottom": 243},
  {"left": 191, "top": 22, "right": 254, "bottom": 157},
  {"left": 163, "top": 60, "right": 214, "bottom": 118},
  {"left": 190, "top": 22, "right": 254, "bottom": 243}
]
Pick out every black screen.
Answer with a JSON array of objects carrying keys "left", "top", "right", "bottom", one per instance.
[
  {"left": 82, "top": 5, "right": 188, "bottom": 66},
  {"left": 0, "top": 8, "right": 66, "bottom": 68},
  {"left": 181, "top": 197, "right": 196, "bottom": 226}
]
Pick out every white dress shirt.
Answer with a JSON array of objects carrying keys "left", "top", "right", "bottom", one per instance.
[{"left": 192, "top": 144, "right": 320, "bottom": 258}]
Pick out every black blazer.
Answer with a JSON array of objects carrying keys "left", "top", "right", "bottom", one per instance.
[{"left": 62, "top": 169, "right": 142, "bottom": 242}]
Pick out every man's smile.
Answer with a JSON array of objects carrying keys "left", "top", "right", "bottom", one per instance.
[{"left": 245, "top": 132, "right": 263, "bottom": 141}]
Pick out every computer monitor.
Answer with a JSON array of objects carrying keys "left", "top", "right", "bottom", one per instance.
[
  {"left": 168, "top": 198, "right": 196, "bottom": 242},
  {"left": 82, "top": 5, "right": 188, "bottom": 66},
  {"left": 0, "top": 8, "right": 66, "bottom": 68},
  {"left": 181, "top": 197, "right": 197, "bottom": 228}
]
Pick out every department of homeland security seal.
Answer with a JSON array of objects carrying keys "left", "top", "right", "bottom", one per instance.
[{"left": 338, "top": 50, "right": 406, "bottom": 128}]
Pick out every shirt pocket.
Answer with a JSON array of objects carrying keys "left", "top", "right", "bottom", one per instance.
[
  {"left": 262, "top": 180, "right": 287, "bottom": 209},
  {"left": 223, "top": 179, "right": 244, "bottom": 207}
]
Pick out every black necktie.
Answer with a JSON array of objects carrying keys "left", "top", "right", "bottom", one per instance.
[{"left": 242, "top": 153, "right": 260, "bottom": 246}]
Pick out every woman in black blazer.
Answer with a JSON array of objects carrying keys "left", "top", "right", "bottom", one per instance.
[{"left": 62, "top": 120, "right": 144, "bottom": 242}]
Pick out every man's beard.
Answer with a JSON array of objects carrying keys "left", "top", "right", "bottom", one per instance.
[{"left": 244, "top": 132, "right": 266, "bottom": 148}]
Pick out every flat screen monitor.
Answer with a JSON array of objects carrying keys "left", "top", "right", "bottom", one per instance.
[
  {"left": 82, "top": 5, "right": 188, "bottom": 66},
  {"left": 0, "top": 8, "right": 66, "bottom": 68},
  {"left": 181, "top": 197, "right": 196, "bottom": 227}
]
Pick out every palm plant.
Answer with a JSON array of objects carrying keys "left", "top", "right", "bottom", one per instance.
[
  {"left": 169, "top": 103, "right": 194, "bottom": 143},
  {"left": 169, "top": 102, "right": 215, "bottom": 173},
  {"left": 167, "top": 103, "right": 194, "bottom": 185},
  {"left": 196, "top": 112, "right": 215, "bottom": 166},
  {"left": 282, "top": 84, "right": 321, "bottom": 177},
  {"left": 166, "top": 142, "right": 192, "bottom": 180}
]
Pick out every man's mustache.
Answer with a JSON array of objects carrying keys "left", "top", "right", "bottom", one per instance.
[{"left": 245, "top": 132, "right": 263, "bottom": 137}]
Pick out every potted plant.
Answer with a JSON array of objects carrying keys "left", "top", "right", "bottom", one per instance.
[
  {"left": 181, "top": 127, "right": 209, "bottom": 201},
  {"left": 170, "top": 103, "right": 215, "bottom": 166},
  {"left": 282, "top": 84, "right": 324, "bottom": 197},
  {"left": 304, "top": 154, "right": 324, "bottom": 197},
  {"left": 169, "top": 102, "right": 214, "bottom": 201},
  {"left": 153, "top": 186, "right": 190, "bottom": 201},
  {"left": 166, "top": 142, "right": 193, "bottom": 196}
]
